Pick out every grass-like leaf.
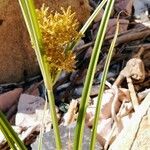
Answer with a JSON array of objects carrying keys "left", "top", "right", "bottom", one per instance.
[
  {"left": 80, "top": 0, "right": 107, "bottom": 34},
  {"left": 0, "top": 111, "right": 27, "bottom": 150},
  {"left": 66, "top": 0, "right": 107, "bottom": 51},
  {"left": 90, "top": 12, "right": 119, "bottom": 149},
  {"left": 73, "top": 0, "right": 115, "bottom": 149}
]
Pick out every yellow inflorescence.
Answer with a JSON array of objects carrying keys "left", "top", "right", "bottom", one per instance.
[{"left": 36, "top": 4, "right": 80, "bottom": 72}]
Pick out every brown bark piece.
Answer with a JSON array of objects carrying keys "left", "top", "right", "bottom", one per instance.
[
  {"left": 109, "top": 93, "right": 150, "bottom": 150},
  {"left": 106, "top": 27, "right": 150, "bottom": 46},
  {"left": 0, "top": 0, "right": 91, "bottom": 84}
]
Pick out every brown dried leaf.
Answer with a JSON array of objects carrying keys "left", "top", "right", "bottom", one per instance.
[
  {"left": 86, "top": 88, "right": 121, "bottom": 127},
  {"left": 106, "top": 19, "right": 129, "bottom": 36},
  {"left": 115, "top": 0, "right": 133, "bottom": 16}
]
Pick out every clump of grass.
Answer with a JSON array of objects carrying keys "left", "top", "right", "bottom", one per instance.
[
  {"left": 0, "top": 0, "right": 118, "bottom": 149},
  {"left": 19, "top": 2, "right": 81, "bottom": 149}
]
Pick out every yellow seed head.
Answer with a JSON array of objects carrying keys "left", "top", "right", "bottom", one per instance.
[{"left": 36, "top": 4, "right": 80, "bottom": 72}]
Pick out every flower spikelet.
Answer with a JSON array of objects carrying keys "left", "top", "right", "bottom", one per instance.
[{"left": 36, "top": 4, "right": 80, "bottom": 73}]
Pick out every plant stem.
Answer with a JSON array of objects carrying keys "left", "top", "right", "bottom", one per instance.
[
  {"left": 80, "top": 0, "right": 107, "bottom": 34},
  {"left": 47, "top": 90, "right": 62, "bottom": 150},
  {"left": 73, "top": 0, "right": 115, "bottom": 149},
  {"left": 90, "top": 4, "right": 118, "bottom": 149},
  {"left": 0, "top": 111, "right": 27, "bottom": 150},
  {"left": 67, "top": 0, "right": 107, "bottom": 52},
  {"left": 18, "top": 0, "right": 62, "bottom": 149},
  {"left": 0, "top": 122, "right": 18, "bottom": 150}
]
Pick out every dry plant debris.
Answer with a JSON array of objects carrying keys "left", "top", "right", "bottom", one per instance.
[
  {"left": 108, "top": 93, "right": 150, "bottom": 150},
  {"left": 115, "top": 0, "right": 133, "bottom": 16},
  {"left": 63, "top": 99, "right": 78, "bottom": 126}
]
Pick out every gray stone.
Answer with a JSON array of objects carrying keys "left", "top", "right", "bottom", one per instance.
[
  {"left": 133, "top": 0, "right": 150, "bottom": 19},
  {"left": 31, "top": 123, "right": 102, "bottom": 150}
]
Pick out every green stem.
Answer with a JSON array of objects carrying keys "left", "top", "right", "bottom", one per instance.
[
  {"left": 19, "top": 0, "right": 45, "bottom": 80},
  {"left": 44, "top": 62, "right": 62, "bottom": 150},
  {"left": 67, "top": 0, "right": 107, "bottom": 52},
  {"left": 47, "top": 90, "right": 62, "bottom": 150},
  {"left": 0, "top": 111, "right": 27, "bottom": 150},
  {"left": 18, "top": 0, "right": 62, "bottom": 149},
  {"left": 0, "top": 123, "right": 18, "bottom": 150},
  {"left": 90, "top": 4, "right": 118, "bottom": 149},
  {"left": 73, "top": 0, "right": 115, "bottom": 149},
  {"left": 80, "top": 0, "right": 107, "bottom": 34}
]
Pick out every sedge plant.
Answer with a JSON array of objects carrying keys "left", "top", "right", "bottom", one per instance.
[
  {"left": 0, "top": 0, "right": 118, "bottom": 149},
  {"left": 18, "top": 1, "right": 106, "bottom": 149}
]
